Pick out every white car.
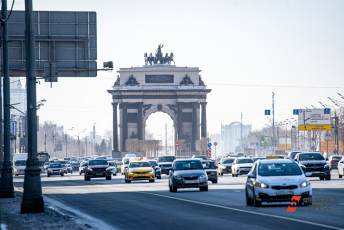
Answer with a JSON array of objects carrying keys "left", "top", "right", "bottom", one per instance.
[
  {"left": 14, "top": 159, "right": 26, "bottom": 176},
  {"left": 231, "top": 158, "right": 254, "bottom": 177},
  {"left": 245, "top": 159, "right": 312, "bottom": 207},
  {"left": 338, "top": 157, "right": 344, "bottom": 178}
]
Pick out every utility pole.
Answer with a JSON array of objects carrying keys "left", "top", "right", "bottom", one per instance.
[
  {"left": 0, "top": 0, "right": 15, "bottom": 198},
  {"left": 272, "top": 92, "right": 275, "bottom": 152},
  {"left": 77, "top": 135, "right": 80, "bottom": 157},
  {"left": 21, "top": 0, "right": 44, "bottom": 213},
  {"left": 44, "top": 132, "right": 47, "bottom": 152},
  {"left": 65, "top": 134, "right": 68, "bottom": 158},
  {"left": 240, "top": 112, "right": 243, "bottom": 152}
]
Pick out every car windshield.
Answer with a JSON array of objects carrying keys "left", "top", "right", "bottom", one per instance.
[
  {"left": 129, "top": 162, "right": 151, "bottom": 168},
  {"left": 174, "top": 160, "right": 203, "bottom": 171},
  {"left": 158, "top": 156, "right": 175, "bottom": 162},
  {"left": 149, "top": 161, "right": 158, "bottom": 167},
  {"left": 123, "top": 158, "right": 130, "bottom": 164},
  {"left": 299, "top": 153, "right": 324, "bottom": 161},
  {"left": 290, "top": 152, "right": 300, "bottom": 159},
  {"left": 237, "top": 158, "right": 253, "bottom": 164},
  {"left": 108, "top": 161, "right": 115, "bottom": 166},
  {"left": 258, "top": 163, "right": 302, "bottom": 176},
  {"left": 89, "top": 160, "right": 108, "bottom": 166},
  {"left": 49, "top": 163, "right": 62, "bottom": 168},
  {"left": 203, "top": 161, "right": 216, "bottom": 169},
  {"left": 222, "top": 159, "right": 234, "bottom": 164},
  {"left": 15, "top": 160, "right": 26, "bottom": 166}
]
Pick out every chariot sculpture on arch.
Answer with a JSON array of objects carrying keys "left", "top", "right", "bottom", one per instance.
[{"left": 144, "top": 44, "right": 175, "bottom": 65}]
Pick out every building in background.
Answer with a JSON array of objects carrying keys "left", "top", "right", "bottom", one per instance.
[{"left": 221, "top": 122, "right": 252, "bottom": 154}]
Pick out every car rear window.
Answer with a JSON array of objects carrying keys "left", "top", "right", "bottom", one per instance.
[
  {"left": 15, "top": 160, "right": 26, "bottom": 166},
  {"left": 49, "top": 163, "right": 62, "bottom": 168},
  {"left": 129, "top": 162, "right": 151, "bottom": 168},
  {"left": 258, "top": 163, "right": 302, "bottom": 176},
  {"left": 222, "top": 159, "right": 234, "bottom": 164},
  {"left": 158, "top": 156, "right": 176, "bottom": 162},
  {"left": 299, "top": 153, "right": 324, "bottom": 161}
]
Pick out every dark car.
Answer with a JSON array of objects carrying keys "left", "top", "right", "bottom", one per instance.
[
  {"left": 149, "top": 160, "right": 162, "bottom": 179},
  {"left": 328, "top": 155, "right": 342, "bottom": 170},
  {"left": 70, "top": 161, "right": 80, "bottom": 171},
  {"left": 47, "top": 163, "right": 64, "bottom": 177},
  {"left": 203, "top": 160, "right": 218, "bottom": 183},
  {"left": 295, "top": 152, "right": 331, "bottom": 180},
  {"left": 217, "top": 158, "right": 235, "bottom": 176},
  {"left": 158, "top": 156, "right": 176, "bottom": 175},
  {"left": 169, "top": 159, "right": 208, "bottom": 192},
  {"left": 84, "top": 159, "right": 112, "bottom": 181}
]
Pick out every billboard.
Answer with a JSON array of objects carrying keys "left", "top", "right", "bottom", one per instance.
[
  {"left": 3, "top": 11, "right": 97, "bottom": 78},
  {"left": 298, "top": 109, "right": 332, "bottom": 131}
]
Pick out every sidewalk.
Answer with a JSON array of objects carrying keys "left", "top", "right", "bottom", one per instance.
[{"left": 0, "top": 192, "right": 91, "bottom": 230}]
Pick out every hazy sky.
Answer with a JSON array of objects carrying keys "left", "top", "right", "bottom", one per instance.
[{"left": 13, "top": 0, "right": 344, "bottom": 139}]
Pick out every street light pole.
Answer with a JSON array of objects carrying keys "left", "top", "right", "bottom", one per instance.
[
  {"left": 21, "top": 0, "right": 44, "bottom": 213},
  {"left": 272, "top": 92, "right": 275, "bottom": 151},
  {"left": 0, "top": 0, "right": 15, "bottom": 198}
]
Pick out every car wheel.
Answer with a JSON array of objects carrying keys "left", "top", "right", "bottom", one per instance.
[
  {"left": 157, "top": 176, "right": 161, "bottom": 179},
  {"left": 325, "top": 175, "right": 331, "bottom": 180},
  {"left": 245, "top": 189, "right": 253, "bottom": 206},
  {"left": 170, "top": 183, "right": 177, "bottom": 193},
  {"left": 15, "top": 174, "right": 18, "bottom": 177},
  {"left": 106, "top": 175, "right": 112, "bottom": 180},
  {"left": 84, "top": 176, "right": 90, "bottom": 181},
  {"left": 200, "top": 186, "right": 208, "bottom": 192},
  {"left": 60, "top": 173, "right": 64, "bottom": 177},
  {"left": 47, "top": 174, "right": 51, "bottom": 177},
  {"left": 339, "top": 173, "right": 343, "bottom": 179},
  {"left": 212, "top": 179, "right": 218, "bottom": 184},
  {"left": 232, "top": 173, "right": 235, "bottom": 177},
  {"left": 149, "top": 179, "right": 155, "bottom": 183},
  {"left": 319, "top": 176, "right": 324, "bottom": 180}
]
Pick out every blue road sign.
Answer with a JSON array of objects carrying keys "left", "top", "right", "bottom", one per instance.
[
  {"left": 324, "top": 108, "right": 331, "bottom": 114},
  {"left": 293, "top": 109, "right": 300, "bottom": 115},
  {"left": 264, "top": 109, "right": 271, "bottom": 116},
  {"left": 207, "top": 143, "right": 212, "bottom": 148}
]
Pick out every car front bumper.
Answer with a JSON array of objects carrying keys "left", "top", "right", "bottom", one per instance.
[
  {"left": 85, "top": 171, "right": 111, "bottom": 178},
  {"left": 172, "top": 178, "right": 208, "bottom": 188},
  {"left": 254, "top": 187, "right": 312, "bottom": 203},
  {"left": 128, "top": 173, "right": 155, "bottom": 180}
]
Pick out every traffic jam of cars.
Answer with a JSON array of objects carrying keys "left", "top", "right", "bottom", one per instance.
[{"left": 13, "top": 151, "right": 344, "bottom": 208}]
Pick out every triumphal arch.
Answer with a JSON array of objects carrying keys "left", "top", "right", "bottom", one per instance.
[{"left": 108, "top": 45, "right": 211, "bottom": 157}]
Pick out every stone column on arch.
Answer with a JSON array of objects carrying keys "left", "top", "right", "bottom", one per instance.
[
  {"left": 112, "top": 102, "right": 119, "bottom": 153},
  {"left": 120, "top": 103, "right": 128, "bottom": 152},
  {"left": 201, "top": 102, "right": 207, "bottom": 138}
]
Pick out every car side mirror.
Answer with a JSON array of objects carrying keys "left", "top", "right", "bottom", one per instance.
[
  {"left": 247, "top": 173, "right": 256, "bottom": 179},
  {"left": 169, "top": 169, "right": 174, "bottom": 175}
]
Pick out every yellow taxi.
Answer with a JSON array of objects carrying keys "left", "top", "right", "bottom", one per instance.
[
  {"left": 124, "top": 159, "right": 155, "bottom": 183},
  {"left": 266, "top": 155, "right": 285, "bottom": 160}
]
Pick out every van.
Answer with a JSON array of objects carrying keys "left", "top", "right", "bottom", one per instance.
[{"left": 13, "top": 153, "right": 28, "bottom": 176}]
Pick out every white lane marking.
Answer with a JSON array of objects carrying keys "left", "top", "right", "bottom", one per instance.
[
  {"left": 140, "top": 191, "right": 344, "bottom": 230},
  {"left": 44, "top": 196, "right": 117, "bottom": 230}
]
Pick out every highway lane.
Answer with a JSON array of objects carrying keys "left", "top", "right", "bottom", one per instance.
[{"left": 14, "top": 172, "right": 344, "bottom": 230}]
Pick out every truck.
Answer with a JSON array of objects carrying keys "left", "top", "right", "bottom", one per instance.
[{"left": 13, "top": 153, "right": 28, "bottom": 176}]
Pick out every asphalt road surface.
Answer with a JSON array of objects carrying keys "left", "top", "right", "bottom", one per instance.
[{"left": 14, "top": 172, "right": 344, "bottom": 230}]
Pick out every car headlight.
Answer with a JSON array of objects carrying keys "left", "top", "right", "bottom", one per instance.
[
  {"left": 199, "top": 174, "right": 207, "bottom": 180},
  {"left": 300, "top": 180, "right": 310, "bottom": 188},
  {"left": 254, "top": 180, "right": 269, "bottom": 188},
  {"left": 324, "top": 164, "right": 330, "bottom": 168},
  {"left": 174, "top": 175, "right": 182, "bottom": 180}
]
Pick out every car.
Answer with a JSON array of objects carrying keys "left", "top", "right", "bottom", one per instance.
[
  {"left": 149, "top": 160, "right": 162, "bottom": 179},
  {"left": 245, "top": 159, "right": 312, "bottom": 207},
  {"left": 295, "top": 152, "right": 331, "bottom": 180},
  {"left": 84, "top": 159, "right": 112, "bottom": 181},
  {"left": 266, "top": 155, "right": 285, "bottom": 160},
  {"left": 231, "top": 157, "right": 254, "bottom": 177},
  {"left": 337, "top": 157, "right": 344, "bottom": 178},
  {"left": 157, "top": 156, "right": 176, "bottom": 175},
  {"left": 124, "top": 160, "right": 155, "bottom": 183},
  {"left": 217, "top": 158, "right": 235, "bottom": 176},
  {"left": 168, "top": 159, "right": 208, "bottom": 192},
  {"left": 107, "top": 160, "right": 118, "bottom": 176},
  {"left": 13, "top": 159, "right": 26, "bottom": 176},
  {"left": 328, "top": 155, "right": 342, "bottom": 170},
  {"left": 79, "top": 161, "right": 88, "bottom": 175},
  {"left": 47, "top": 163, "right": 65, "bottom": 177},
  {"left": 121, "top": 157, "right": 130, "bottom": 175},
  {"left": 287, "top": 151, "right": 301, "bottom": 160},
  {"left": 64, "top": 163, "right": 73, "bottom": 174},
  {"left": 70, "top": 161, "right": 80, "bottom": 171},
  {"left": 203, "top": 160, "right": 218, "bottom": 183}
]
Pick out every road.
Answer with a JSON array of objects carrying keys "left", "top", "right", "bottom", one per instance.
[{"left": 14, "top": 172, "right": 344, "bottom": 230}]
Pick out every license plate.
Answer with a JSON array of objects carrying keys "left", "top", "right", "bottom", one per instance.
[
  {"left": 184, "top": 180, "right": 198, "bottom": 184},
  {"left": 96, "top": 173, "right": 103, "bottom": 176},
  {"left": 276, "top": 190, "right": 294, "bottom": 196}
]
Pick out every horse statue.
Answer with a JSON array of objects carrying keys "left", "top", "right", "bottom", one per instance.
[
  {"left": 144, "top": 53, "right": 148, "bottom": 65},
  {"left": 155, "top": 44, "right": 164, "bottom": 64}
]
